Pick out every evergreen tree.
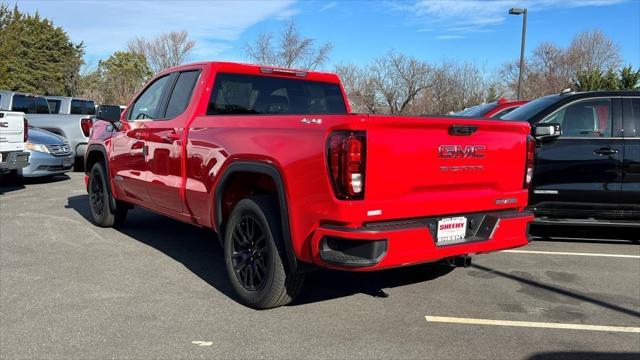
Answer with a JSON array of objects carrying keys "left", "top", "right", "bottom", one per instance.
[
  {"left": 618, "top": 65, "right": 640, "bottom": 90},
  {"left": 0, "top": 5, "right": 84, "bottom": 95}
]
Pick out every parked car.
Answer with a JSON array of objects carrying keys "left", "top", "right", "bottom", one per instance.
[
  {"left": 501, "top": 90, "right": 640, "bottom": 227},
  {"left": 455, "top": 98, "right": 529, "bottom": 118},
  {"left": 21, "top": 127, "right": 74, "bottom": 178},
  {"left": 44, "top": 96, "right": 96, "bottom": 115},
  {"left": 85, "top": 62, "right": 534, "bottom": 309},
  {"left": 0, "top": 110, "right": 29, "bottom": 176},
  {"left": 0, "top": 91, "right": 94, "bottom": 168}
]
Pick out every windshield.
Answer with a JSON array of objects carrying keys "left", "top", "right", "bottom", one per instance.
[
  {"left": 500, "top": 95, "right": 562, "bottom": 121},
  {"left": 455, "top": 103, "right": 498, "bottom": 117}
]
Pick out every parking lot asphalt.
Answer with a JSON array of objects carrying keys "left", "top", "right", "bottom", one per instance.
[{"left": 1, "top": 173, "right": 639, "bottom": 360}]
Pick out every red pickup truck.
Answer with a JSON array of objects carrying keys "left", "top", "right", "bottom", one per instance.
[{"left": 85, "top": 62, "right": 534, "bottom": 309}]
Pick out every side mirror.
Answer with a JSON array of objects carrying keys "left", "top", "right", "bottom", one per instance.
[
  {"left": 533, "top": 123, "right": 561, "bottom": 140},
  {"left": 96, "top": 105, "right": 122, "bottom": 123}
]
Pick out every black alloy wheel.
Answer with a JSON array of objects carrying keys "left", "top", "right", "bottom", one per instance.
[{"left": 231, "top": 214, "right": 269, "bottom": 291}]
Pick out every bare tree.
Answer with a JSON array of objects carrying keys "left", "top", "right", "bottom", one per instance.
[
  {"left": 370, "top": 51, "right": 431, "bottom": 114},
  {"left": 566, "top": 29, "right": 621, "bottom": 73},
  {"left": 500, "top": 29, "right": 623, "bottom": 98},
  {"left": 244, "top": 21, "right": 332, "bottom": 70},
  {"left": 335, "top": 63, "right": 381, "bottom": 113},
  {"left": 128, "top": 31, "right": 196, "bottom": 74}
]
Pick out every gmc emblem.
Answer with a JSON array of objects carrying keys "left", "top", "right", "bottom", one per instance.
[{"left": 438, "top": 145, "right": 486, "bottom": 158}]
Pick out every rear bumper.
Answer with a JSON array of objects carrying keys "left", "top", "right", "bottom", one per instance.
[
  {"left": 310, "top": 210, "right": 533, "bottom": 270},
  {"left": 0, "top": 151, "right": 30, "bottom": 172}
]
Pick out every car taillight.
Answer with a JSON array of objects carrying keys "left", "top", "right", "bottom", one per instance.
[
  {"left": 80, "top": 118, "right": 93, "bottom": 137},
  {"left": 23, "top": 118, "right": 28, "bottom": 142},
  {"left": 524, "top": 135, "right": 535, "bottom": 188},
  {"left": 327, "top": 131, "right": 366, "bottom": 200}
]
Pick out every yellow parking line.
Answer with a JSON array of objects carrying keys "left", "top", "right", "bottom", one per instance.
[
  {"left": 500, "top": 249, "right": 640, "bottom": 259},
  {"left": 425, "top": 316, "right": 640, "bottom": 333}
]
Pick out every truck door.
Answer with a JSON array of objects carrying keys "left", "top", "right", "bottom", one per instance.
[
  {"left": 144, "top": 70, "right": 201, "bottom": 214},
  {"left": 530, "top": 97, "right": 623, "bottom": 218},
  {"left": 621, "top": 97, "right": 640, "bottom": 213},
  {"left": 110, "top": 74, "right": 172, "bottom": 203}
]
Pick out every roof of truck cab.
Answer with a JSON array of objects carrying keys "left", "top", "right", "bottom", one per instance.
[{"left": 158, "top": 61, "right": 343, "bottom": 84}]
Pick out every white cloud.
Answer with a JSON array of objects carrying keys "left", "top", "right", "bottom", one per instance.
[
  {"left": 17, "top": 0, "right": 297, "bottom": 63},
  {"left": 319, "top": 2, "right": 338, "bottom": 12},
  {"left": 394, "top": 0, "right": 626, "bottom": 34},
  {"left": 436, "top": 35, "right": 464, "bottom": 40}
]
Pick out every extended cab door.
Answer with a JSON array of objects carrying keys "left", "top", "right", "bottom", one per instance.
[
  {"left": 144, "top": 69, "right": 201, "bottom": 213},
  {"left": 530, "top": 97, "right": 624, "bottom": 217},
  {"left": 621, "top": 97, "right": 640, "bottom": 215},
  {"left": 110, "top": 74, "right": 172, "bottom": 203}
]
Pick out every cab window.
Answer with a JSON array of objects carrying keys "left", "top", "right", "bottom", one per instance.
[
  {"left": 623, "top": 98, "right": 640, "bottom": 137},
  {"left": 541, "top": 98, "right": 612, "bottom": 137},
  {"left": 128, "top": 75, "right": 170, "bottom": 120}
]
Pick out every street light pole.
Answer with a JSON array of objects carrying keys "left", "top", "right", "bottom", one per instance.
[{"left": 509, "top": 7, "right": 527, "bottom": 100}]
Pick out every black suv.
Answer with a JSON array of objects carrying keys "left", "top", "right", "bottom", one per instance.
[{"left": 501, "top": 91, "right": 640, "bottom": 228}]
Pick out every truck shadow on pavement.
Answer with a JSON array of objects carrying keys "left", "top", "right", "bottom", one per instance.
[{"left": 66, "top": 194, "right": 454, "bottom": 307}]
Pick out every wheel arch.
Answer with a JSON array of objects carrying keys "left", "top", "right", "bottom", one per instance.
[
  {"left": 85, "top": 144, "right": 118, "bottom": 212},
  {"left": 214, "top": 161, "right": 299, "bottom": 273}
]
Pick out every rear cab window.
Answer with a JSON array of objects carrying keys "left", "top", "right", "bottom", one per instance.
[
  {"left": 11, "top": 95, "right": 50, "bottom": 114},
  {"left": 207, "top": 73, "right": 347, "bottom": 115},
  {"left": 48, "top": 99, "right": 62, "bottom": 114},
  {"left": 455, "top": 103, "right": 497, "bottom": 117},
  {"left": 70, "top": 100, "right": 96, "bottom": 115}
]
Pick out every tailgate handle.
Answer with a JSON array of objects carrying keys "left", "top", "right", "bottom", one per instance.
[{"left": 449, "top": 125, "right": 478, "bottom": 136}]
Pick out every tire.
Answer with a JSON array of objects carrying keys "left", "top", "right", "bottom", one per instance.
[
  {"left": 88, "top": 162, "right": 127, "bottom": 227},
  {"left": 223, "top": 196, "right": 304, "bottom": 309}
]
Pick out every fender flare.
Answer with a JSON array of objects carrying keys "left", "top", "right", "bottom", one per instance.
[
  {"left": 85, "top": 144, "right": 118, "bottom": 212},
  {"left": 214, "top": 161, "right": 299, "bottom": 273}
]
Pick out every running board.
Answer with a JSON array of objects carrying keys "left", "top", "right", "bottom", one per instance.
[{"left": 534, "top": 217, "right": 640, "bottom": 228}]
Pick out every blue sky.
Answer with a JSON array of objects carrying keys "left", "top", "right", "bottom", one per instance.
[{"left": 12, "top": 0, "right": 640, "bottom": 71}]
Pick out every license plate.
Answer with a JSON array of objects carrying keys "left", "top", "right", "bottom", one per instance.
[
  {"left": 437, "top": 217, "right": 467, "bottom": 243},
  {"left": 63, "top": 156, "right": 74, "bottom": 166}
]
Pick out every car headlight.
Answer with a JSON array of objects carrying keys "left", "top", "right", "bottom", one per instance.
[{"left": 25, "top": 143, "right": 50, "bottom": 154}]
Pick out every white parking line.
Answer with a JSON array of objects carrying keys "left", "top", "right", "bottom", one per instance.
[
  {"left": 425, "top": 316, "right": 640, "bottom": 333},
  {"left": 500, "top": 249, "right": 640, "bottom": 259}
]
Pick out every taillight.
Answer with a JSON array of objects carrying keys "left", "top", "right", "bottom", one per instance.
[
  {"left": 327, "top": 131, "right": 366, "bottom": 200},
  {"left": 524, "top": 135, "right": 535, "bottom": 188},
  {"left": 80, "top": 118, "right": 93, "bottom": 137},
  {"left": 23, "top": 118, "right": 28, "bottom": 142}
]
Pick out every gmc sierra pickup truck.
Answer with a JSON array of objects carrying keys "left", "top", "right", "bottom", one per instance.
[
  {"left": 0, "top": 91, "right": 94, "bottom": 168},
  {"left": 85, "top": 62, "right": 534, "bottom": 308},
  {"left": 0, "top": 110, "right": 29, "bottom": 176}
]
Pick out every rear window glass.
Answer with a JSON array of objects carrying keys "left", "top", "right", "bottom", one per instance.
[
  {"left": 35, "top": 97, "right": 50, "bottom": 113},
  {"left": 12, "top": 95, "right": 49, "bottom": 114},
  {"left": 207, "top": 73, "right": 347, "bottom": 115},
  {"left": 624, "top": 98, "right": 640, "bottom": 137},
  {"left": 47, "top": 99, "right": 61, "bottom": 114},
  {"left": 455, "top": 103, "right": 497, "bottom": 117},
  {"left": 71, "top": 100, "right": 96, "bottom": 115}
]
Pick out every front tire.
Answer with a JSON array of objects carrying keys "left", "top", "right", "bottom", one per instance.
[
  {"left": 88, "top": 163, "right": 127, "bottom": 227},
  {"left": 223, "top": 196, "right": 304, "bottom": 309}
]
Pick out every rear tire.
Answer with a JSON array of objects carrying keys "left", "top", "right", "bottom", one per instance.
[
  {"left": 88, "top": 162, "right": 127, "bottom": 227},
  {"left": 223, "top": 196, "right": 304, "bottom": 309}
]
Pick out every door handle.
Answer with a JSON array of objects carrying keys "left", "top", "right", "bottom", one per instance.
[{"left": 593, "top": 147, "right": 618, "bottom": 156}]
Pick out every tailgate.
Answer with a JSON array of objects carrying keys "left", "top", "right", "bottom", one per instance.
[
  {"left": 365, "top": 115, "right": 530, "bottom": 217},
  {"left": 0, "top": 112, "right": 25, "bottom": 151}
]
